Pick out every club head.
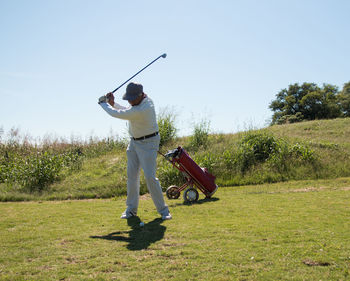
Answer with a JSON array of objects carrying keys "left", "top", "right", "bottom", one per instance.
[{"left": 161, "top": 53, "right": 167, "bottom": 58}]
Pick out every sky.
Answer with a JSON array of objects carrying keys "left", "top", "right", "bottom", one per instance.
[{"left": 1, "top": 0, "right": 349, "bottom": 141}]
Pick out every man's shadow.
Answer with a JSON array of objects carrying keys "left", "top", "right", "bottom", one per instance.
[{"left": 90, "top": 217, "right": 166, "bottom": 251}]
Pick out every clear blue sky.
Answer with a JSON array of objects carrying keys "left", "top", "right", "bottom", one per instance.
[{"left": 1, "top": 0, "right": 349, "bottom": 141}]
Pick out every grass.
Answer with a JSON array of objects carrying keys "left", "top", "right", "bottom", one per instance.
[
  {"left": 1, "top": 178, "right": 350, "bottom": 280},
  {"left": 268, "top": 118, "right": 350, "bottom": 144},
  {"left": 2, "top": 118, "right": 350, "bottom": 201}
]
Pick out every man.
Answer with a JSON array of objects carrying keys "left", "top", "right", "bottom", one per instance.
[{"left": 98, "top": 82, "right": 172, "bottom": 220}]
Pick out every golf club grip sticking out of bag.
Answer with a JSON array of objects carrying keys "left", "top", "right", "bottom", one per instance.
[{"left": 111, "top": 53, "right": 167, "bottom": 94}]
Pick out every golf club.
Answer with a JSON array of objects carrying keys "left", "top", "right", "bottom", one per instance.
[{"left": 111, "top": 53, "right": 167, "bottom": 94}]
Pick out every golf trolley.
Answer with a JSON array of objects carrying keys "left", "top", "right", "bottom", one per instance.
[{"left": 159, "top": 147, "right": 219, "bottom": 203}]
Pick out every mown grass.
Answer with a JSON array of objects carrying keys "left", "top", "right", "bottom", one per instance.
[{"left": 0, "top": 178, "right": 349, "bottom": 280}]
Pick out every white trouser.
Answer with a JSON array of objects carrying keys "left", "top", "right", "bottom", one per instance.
[{"left": 125, "top": 134, "right": 169, "bottom": 216}]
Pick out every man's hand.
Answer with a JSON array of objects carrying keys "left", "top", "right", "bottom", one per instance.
[
  {"left": 106, "top": 92, "right": 115, "bottom": 106},
  {"left": 98, "top": 95, "right": 107, "bottom": 104}
]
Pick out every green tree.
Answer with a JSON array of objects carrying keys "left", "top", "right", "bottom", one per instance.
[
  {"left": 270, "top": 82, "right": 342, "bottom": 125},
  {"left": 338, "top": 81, "right": 350, "bottom": 117},
  {"left": 270, "top": 83, "right": 318, "bottom": 124},
  {"left": 300, "top": 84, "right": 340, "bottom": 120}
]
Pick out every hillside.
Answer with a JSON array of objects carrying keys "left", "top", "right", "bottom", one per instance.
[
  {"left": 268, "top": 118, "right": 350, "bottom": 145},
  {"left": 1, "top": 118, "right": 350, "bottom": 201}
]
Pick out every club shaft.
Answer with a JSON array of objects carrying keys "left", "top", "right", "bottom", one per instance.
[{"left": 111, "top": 54, "right": 165, "bottom": 94}]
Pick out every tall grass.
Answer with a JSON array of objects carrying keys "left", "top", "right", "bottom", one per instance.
[
  {"left": 157, "top": 130, "right": 321, "bottom": 189},
  {"left": 1, "top": 118, "right": 350, "bottom": 201},
  {"left": 0, "top": 128, "right": 126, "bottom": 193},
  {"left": 187, "top": 118, "right": 210, "bottom": 150},
  {"left": 157, "top": 107, "right": 177, "bottom": 147}
]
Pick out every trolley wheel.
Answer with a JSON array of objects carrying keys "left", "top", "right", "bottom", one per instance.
[
  {"left": 166, "top": 185, "right": 180, "bottom": 199},
  {"left": 183, "top": 187, "right": 199, "bottom": 203}
]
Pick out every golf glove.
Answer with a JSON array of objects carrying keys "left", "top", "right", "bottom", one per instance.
[{"left": 98, "top": 95, "right": 107, "bottom": 104}]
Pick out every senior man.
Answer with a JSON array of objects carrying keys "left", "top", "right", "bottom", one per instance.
[{"left": 98, "top": 82, "right": 171, "bottom": 220}]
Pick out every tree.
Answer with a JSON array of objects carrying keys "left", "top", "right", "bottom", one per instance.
[
  {"left": 300, "top": 84, "right": 340, "bottom": 120},
  {"left": 270, "top": 83, "right": 317, "bottom": 124},
  {"left": 338, "top": 81, "right": 350, "bottom": 117},
  {"left": 269, "top": 82, "right": 342, "bottom": 125}
]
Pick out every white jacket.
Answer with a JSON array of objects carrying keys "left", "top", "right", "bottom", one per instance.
[{"left": 99, "top": 97, "right": 159, "bottom": 138}]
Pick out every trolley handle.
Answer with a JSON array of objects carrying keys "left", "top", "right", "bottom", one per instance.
[{"left": 157, "top": 147, "right": 181, "bottom": 161}]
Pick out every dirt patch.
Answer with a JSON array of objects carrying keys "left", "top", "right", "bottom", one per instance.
[
  {"left": 64, "top": 256, "right": 87, "bottom": 265},
  {"left": 303, "top": 259, "right": 330, "bottom": 267},
  {"left": 267, "top": 187, "right": 327, "bottom": 194},
  {"left": 107, "top": 157, "right": 120, "bottom": 165},
  {"left": 140, "top": 194, "right": 151, "bottom": 200},
  {"left": 290, "top": 186, "right": 350, "bottom": 192},
  {"left": 290, "top": 187, "right": 327, "bottom": 193},
  {"left": 59, "top": 239, "right": 74, "bottom": 247}
]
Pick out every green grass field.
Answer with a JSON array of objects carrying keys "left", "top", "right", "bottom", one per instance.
[{"left": 1, "top": 178, "right": 349, "bottom": 280}]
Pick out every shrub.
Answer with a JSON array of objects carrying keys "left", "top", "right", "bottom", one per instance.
[
  {"left": 157, "top": 160, "right": 184, "bottom": 189},
  {"left": 157, "top": 108, "right": 177, "bottom": 147},
  {"left": 194, "top": 152, "right": 218, "bottom": 174},
  {"left": 240, "top": 132, "right": 280, "bottom": 161},
  {"left": 0, "top": 128, "right": 126, "bottom": 192},
  {"left": 289, "top": 143, "right": 315, "bottom": 162},
  {"left": 188, "top": 119, "right": 210, "bottom": 150},
  {"left": 223, "top": 149, "right": 236, "bottom": 170},
  {"left": 19, "top": 152, "right": 64, "bottom": 191},
  {"left": 229, "top": 132, "right": 317, "bottom": 174},
  {"left": 0, "top": 148, "right": 84, "bottom": 192},
  {"left": 234, "top": 132, "right": 280, "bottom": 172}
]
